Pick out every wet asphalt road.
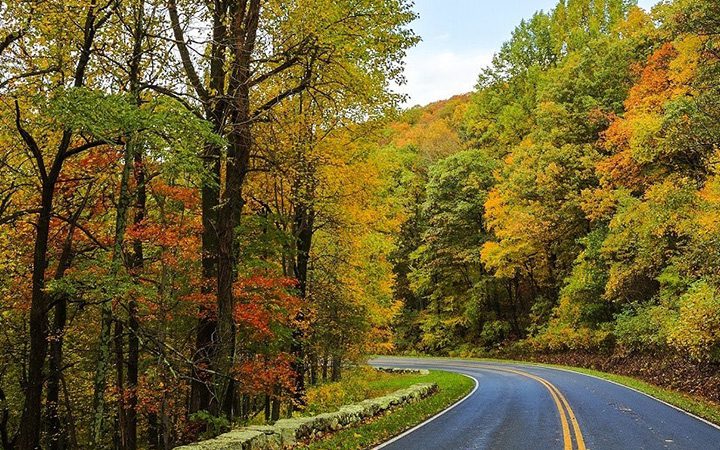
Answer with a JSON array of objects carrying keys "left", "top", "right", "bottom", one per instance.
[{"left": 370, "top": 357, "right": 720, "bottom": 450}]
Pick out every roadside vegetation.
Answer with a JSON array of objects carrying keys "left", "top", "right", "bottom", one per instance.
[
  {"left": 302, "top": 367, "right": 437, "bottom": 417},
  {"left": 304, "top": 370, "right": 474, "bottom": 449},
  {"left": 383, "top": 0, "right": 720, "bottom": 408}
]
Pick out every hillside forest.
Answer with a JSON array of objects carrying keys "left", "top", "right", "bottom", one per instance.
[{"left": 1, "top": 0, "right": 720, "bottom": 449}]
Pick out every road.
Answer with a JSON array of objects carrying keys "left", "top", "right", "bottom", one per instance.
[{"left": 370, "top": 357, "right": 720, "bottom": 450}]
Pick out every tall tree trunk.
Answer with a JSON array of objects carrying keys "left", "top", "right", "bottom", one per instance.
[
  {"left": 264, "top": 395, "right": 271, "bottom": 422},
  {"left": 190, "top": 143, "right": 221, "bottom": 415},
  {"left": 147, "top": 411, "right": 160, "bottom": 449},
  {"left": 17, "top": 5, "right": 104, "bottom": 446},
  {"left": 184, "top": 0, "right": 226, "bottom": 416},
  {"left": 214, "top": 151, "right": 238, "bottom": 419},
  {"left": 290, "top": 202, "right": 315, "bottom": 407},
  {"left": 47, "top": 223, "right": 79, "bottom": 450},
  {"left": 270, "top": 397, "right": 280, "bottom": 422},
  {"left": 114, "top": 320, "right": 127, "bottom": 449},
  {"left": 125, "top": 144, "right": 144, "bottom": 450},
  {"left": 91, "top": 133, "right": 134, "bottom": 446},
  {"left": 309, "top": 352, "right": 317, "bottom": 386},
  {"left": 61, "top": 376, "right": 79, "bottom": 449},
  {"left": 91, "top": 305, "right": 113, "bottom": 446},
  {"left": 18, "top": 181, "right": 55, "bottom": 449},
  {"left": 47, "top": 291, "right": 68, "bottom": 450},
  {"left": 331, "top": 355, "right": 341, "bottom": 382},
  {"left": 213, "top": 128, "right": 249, "bottom": 417},
  {"left": 168, "top": 0, "right": 277, "bottom": 419},
  {"left": 0, "top": 387, "right": 10, "bottom": 450},
  {"left": 124, "top": 3, "right": 145, "bottom": 445},
  {"left": 211, "top": 0, "right": 259, "bottom": 415}
]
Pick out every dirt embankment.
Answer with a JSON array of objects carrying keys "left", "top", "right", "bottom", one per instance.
[{"left": 518, "top": 351, "right": 720, "bottom": 404}]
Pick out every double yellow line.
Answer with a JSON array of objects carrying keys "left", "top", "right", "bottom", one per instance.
[{"left": 481, "top": 366, "right": 586, "bottom": 450}]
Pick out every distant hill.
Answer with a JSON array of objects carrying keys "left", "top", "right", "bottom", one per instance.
[{"left": 385, "top": 94, "right": 471, "bottom": 162}]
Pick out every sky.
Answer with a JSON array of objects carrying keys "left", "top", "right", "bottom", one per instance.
[{"left": 400, "top": 0, "right": 662, "bottom": 107}]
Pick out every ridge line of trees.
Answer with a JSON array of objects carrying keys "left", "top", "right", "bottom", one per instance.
[{"left": 390, "top": 0, "right": 720, "bottom": 368}]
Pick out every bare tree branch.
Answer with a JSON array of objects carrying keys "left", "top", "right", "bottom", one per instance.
[
  {"left": 52, "top": 213, "right": 108, "bottom": 251},
  {"left": 250, "top": 79, "right": 311, "bottom": 122},
  {"left": 140, "top": 83, "right": 204, "bottom": 119},
  {"left": 14, "top": 99, "right": 46, "bottom": 182},
  {"left": 64, "top": 138, "right": 123, "bottom": 159},
  {"left": 0, "top": 208, "right": 42, "bottom": 226},
  {"left": 0, "top": 66, "right": 61, "bottom": 90},
  {"left": 167, "top": 0, "right": 210, "bottom": 103},
  {"left": 0, "top": 29, "right": 24, "bottom": 55}
]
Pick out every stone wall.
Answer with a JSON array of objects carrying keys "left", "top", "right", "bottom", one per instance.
[
  {"left": 375, "top": 367, "right": 430, "bottom": 375},
  {"left": 175, "top": 381, "right": 437, "bottom": 449}
]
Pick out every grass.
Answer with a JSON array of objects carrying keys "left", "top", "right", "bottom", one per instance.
[
  {"left": 302, "top": 366, "right": 443, "bottom": 416},
  {"left": 376, "top": 354, "right": 720, "bottom": 427},
  {"left": 303, "top": 369, "right": 475, "bottom": 449}
]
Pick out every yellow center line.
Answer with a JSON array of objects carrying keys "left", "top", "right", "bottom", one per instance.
[
  {"left": 548, "top": 381, "right": 587, "bottom": 450},
  {"left": 479, "top": 366, "right": 586, "bottom": 450}
]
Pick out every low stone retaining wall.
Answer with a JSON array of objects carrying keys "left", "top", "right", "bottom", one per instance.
[
  {"left": 375, "top": 367, "right": 430, "bottom": 375},
  {"left": 175, "top": 382, "right": 438, "bottom": 449}
]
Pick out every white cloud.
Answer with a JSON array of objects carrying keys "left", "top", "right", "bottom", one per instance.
[
  {"left": 397, "top": 49, "right": 494, "bottom": 107},
  {"left": 637, "top": 0, "right": 660, "bottom": 10}
]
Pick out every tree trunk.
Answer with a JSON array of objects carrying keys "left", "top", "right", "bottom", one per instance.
[
  {"left": 92, "top": 131, "right": 135, "bottom": 446},
  {"left": 291, "top": 201, "right": 315, "bottom": 406},
  {"left": 212, "top": 73, "right": 253, "bottom": 419},
  {"left": 18, "top": 4, "right": 102, "bottom": 446},
  {"left": 47, "top": 295, "right": 68, "bottom": 450},
  {"left": 124, "top": 4, "right": 144, "bottom": 446},
  {"left": 91, "top": 305, "right": 114, "bottom": 446},
  {"left": 190, "top": 144, "right": 220, "bottom": 415},
  {"left": 0, "top": 387, "right": 10, "bottom": 450},
  {"left": 309, "top": 352, "right": 317, "bottom": 386},
  {"left": 61, "top": 376, "right": 79, "bottom": 449},
  {"left": 114, "top": 320, "right": 127, "bottom": 449},
  {"left": 185, "top": 0, "right": 226, "bottom": 415},
  {"left": 264, "top": 395, "right": 271, "bottom": 422},
  {"left": 214, "top": 179, "right": 239, "bottom": 418},
  {"left": 18, "top": 182, "right": 55, "bottom": 450},
  {"left": 147, "top": 412, "right": 160, "bottom": 449},
  {"left": 270, "top": 397, "right": 280, "bottom": 422},
  {"left": 47, "top": 228, "right": 76, "bottom": 450},
  {"left": 331, "top": 355, "right": 342, "bottom": 382},
  {"left": 169, "top": 0, "right": 269, "bottom": 420}
]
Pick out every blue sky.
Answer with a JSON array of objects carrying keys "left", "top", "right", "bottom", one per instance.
[{"left": 400, "top": 0, "right": 662, "bottom": 106}]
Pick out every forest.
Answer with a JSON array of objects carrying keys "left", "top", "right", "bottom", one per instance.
[
  {"left": 392, "top": 0, "right": 720, "bottom": 364},
  {"left": 1, "top": 0, "right": 719, "bottom": 449}
]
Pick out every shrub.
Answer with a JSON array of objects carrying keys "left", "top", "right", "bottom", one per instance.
[
  {"left": 188, "top": 411, "right": 230, "bottom": 440},
  {"left": 479, "top": 320, "right": 512, "bottom": 347},
  {"left": 614, "top": 302, "right": 674, "bottom": 352},
  {"left": 529, "top": 321, "right": 613, "bottom": 352},
  {"left": 304, "top": 367, "right": 393, "bottom": 415},
  {"left": 667, "top": 282, "right": 720, "bottom": 361}
]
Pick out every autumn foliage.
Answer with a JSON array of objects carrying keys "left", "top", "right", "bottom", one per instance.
[
  {"left": 0, "top": 0, "right": 416, "bottom": 448},
  {"left": 389, "top": 0, "right": 720, "bottom": 372}
]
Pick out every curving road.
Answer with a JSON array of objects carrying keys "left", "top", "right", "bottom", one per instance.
[{"left": 370, "top": 357, "right": 720, "bottom": 450}]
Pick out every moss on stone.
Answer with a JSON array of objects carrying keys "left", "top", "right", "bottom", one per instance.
[{"left": 175, "top": 382, "right": 437, "bottom": 449}]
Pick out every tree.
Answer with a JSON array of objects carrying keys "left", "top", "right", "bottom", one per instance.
[
  {"left": 4, "top": 3, "right": 119, "bottom": 446},
  {"left": 165, "top": 0, "right": 416, "bottom": 417},
  {"left": 410, "top": 150, "right": 500, "bottom": 350}
]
